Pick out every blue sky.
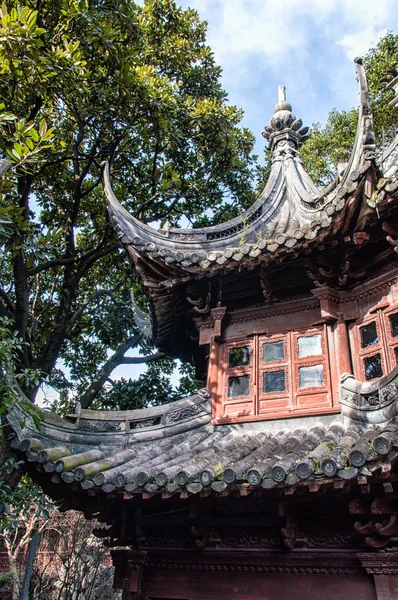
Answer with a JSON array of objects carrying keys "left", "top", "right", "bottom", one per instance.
[
  {"left": 181, "top": 0, "right": 398, "bottom": 158},
  {"left": 39, "top": 0, "right": 398, "bottom": 405}
]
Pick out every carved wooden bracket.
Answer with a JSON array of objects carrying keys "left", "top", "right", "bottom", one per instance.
[
  {"left": 350, "top": 498, "right": 398, "bottom": 549},
  {"left": 306, "top": 251, "right": 366, "bottom": 290},
  {"left": 191, "top": 517, "right": 214, "bottom": 549},
  {"left": 187, "top": 291, "right": 211, "bottom": 315},
  {"left": 210, "top": 306, "right": 227, "bottom": 341},
  {"left": 382, "top": 221, "right": 398, "bottom": 254},
  {"left": 259, "top": 268, "right": 273, "bottom": 304}
]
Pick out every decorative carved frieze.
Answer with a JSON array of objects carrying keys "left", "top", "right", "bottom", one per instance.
[
  {"left": 163, "top": 403, "right": 204, "bottom": 425},
  {"left": 79, "top": 420, "right": 122, "bottom": 432},
  {"left": 130, "top": 418, "right": 161, "bottom": 430},
  {"left": 358, "top": 552, "right": 398, "bottom": 575},
  {"left": 141, "top": 550, "right": 364, "bottom": 576},
  {"left": 340, "top": 369, "right": 398, "bottom": 424}
]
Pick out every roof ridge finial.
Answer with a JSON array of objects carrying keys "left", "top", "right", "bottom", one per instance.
[
  {"left": 262, "top": 85, "right": 309, "bottom": 152},
  {"left": 273, "top": 84, "right": 292, "bottom": 114},
  {"left": 278, "top": 84, "right": 286, "bottom": 104}
]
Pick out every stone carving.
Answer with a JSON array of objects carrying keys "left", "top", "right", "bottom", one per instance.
[
  {"left": 262, "top": 85, "right": 309, "bottom": 152},
  {"left": 341, "top": 375, "right": 398, "bottom": 412},
  {"left": 170, "top": 232, "right": 206, "bottom": 242},
  {"left": 130, "top": 417, "right": 161, "bottom": 430},
  {"left": 362, "top": 393, "right": 380, "bottom": 407},
  {"left": 207, "top": 206, "right": 264, "bottom": 242},
  {"left": 341, "top": 388, "right": 360, "bottom": 406},
  {"left": 163, "top": 404, "right": 203, "bottom": 425},
  {"left": 380, "top": 379, "right": 398, "bottom": 405},
  {"left": 380, "top": 141, "right": 398, "bottom": 177},
  {"left": 79, "top": 420, "right": 121, "bottom": 432}
]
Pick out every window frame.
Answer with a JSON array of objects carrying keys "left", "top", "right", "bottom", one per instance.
[
  {"left": 258, "top": 332, "right": 292, "bottom": 415},
  {"left": 293, "top": 329, "right": 329, "bottom": 395},
  {"left": 384, "top": 307, "right": 398, "bottom": 369},
  {"left": 354, "top": 313, "right": 388, "bottom": 382},
  {"left": 223, "top": 339, "right": 254, "bottom": 412},
  {"left": 219, "top": 325, "right": 332, "bottom": 421}
]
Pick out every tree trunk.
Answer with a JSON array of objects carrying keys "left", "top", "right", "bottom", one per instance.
[
  {"left": 20, "top": 531, "right": 41, "bottom": 600},
  {"left": 8, "top": 553, "right": 20, "bottom": 600}
]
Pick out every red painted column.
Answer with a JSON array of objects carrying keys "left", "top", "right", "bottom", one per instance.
[
  {"left": 336, "top": 318, "right": 352, "bottom": 377},
  {"left": 208, "top": 340, "right": 221, "bottom": 420}
]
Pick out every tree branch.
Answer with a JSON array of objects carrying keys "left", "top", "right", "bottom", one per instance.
[
  {"left": 27, "top": 239, "right": 119, "bottom": 277},
  {"left": 27, "top": 255, "right": 81, "bottom": 277},
  {"left": 0, "top": 286, "right": 14, "bottom": 314},
  {"left": 81, "top": 172, "right": 103, "bottom": 198},
  {"left": 150, "top": 136, "right": 161, "bottom": 198},
  {"left": 67, "top": 284, "right": 122, "bottom": 330},
  {"left": 12, "top": 175, "right": 33, "bottom": 363},
  {"left": 77, "top": 241, "right": 120, "bottom": 275},
  {"left": 120, "top": 352, "right": 165, "bottom": 365},
  {"left": 79, "top": 334, "right": 144, "bottom": 409},
  {"left": 132, "top": 192, "right": 160, "bottom": 218}
]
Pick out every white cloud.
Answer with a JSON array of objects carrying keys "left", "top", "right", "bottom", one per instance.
[
  {"left": 184, "top": 0, "right": 396, "bottom": 65},
  {"left": 179, "top": 0, "right": 398, "bottom": 152},
  {"left": 338, "top": 28, "right": 389, "bottom": 60}
]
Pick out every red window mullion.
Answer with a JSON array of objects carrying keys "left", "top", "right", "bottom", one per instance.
[
  {"left": 380, "top": 310, "right": 393, "bottom": 373},
  {"left": 253, "top": 334, "right": 259, "bottom": 415},
  {"left": 288, "top": 331, "right": 296, "bottom": 410}
]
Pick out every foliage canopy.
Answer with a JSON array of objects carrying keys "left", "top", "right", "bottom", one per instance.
[{"left": 0, "top": 0, "right": 255, "bottom": 409}]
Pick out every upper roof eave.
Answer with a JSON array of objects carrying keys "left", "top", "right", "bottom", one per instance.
[{"left": 105, "top": 61, "right": 380, "bottom": 276}]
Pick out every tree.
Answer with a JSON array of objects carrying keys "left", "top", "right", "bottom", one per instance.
[
  {"left": 0, "top": 0, "right": 256, "bottom": 409},
  {"left": 0, "top": 472, "right": 119, "bottom": 600},
  {"left": 299, "top": 32, "right": 398, "bottom": 186},
  {"left": 0, "top": 466, "right": 54, "bottom": 600}
]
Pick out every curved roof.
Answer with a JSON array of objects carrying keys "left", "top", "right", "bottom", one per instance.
[
  {"left": 105, "top": 60, "right": 375, "bottom": 273},
  {"left": 6, "top": 369, "right": 398, "bottom": 507}
]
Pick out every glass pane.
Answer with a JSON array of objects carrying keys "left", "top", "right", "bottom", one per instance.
[
  {"left": 298, "top": 334, "right": 322, "bottom": 357},
  {"left": 395, "top": 346, "right": 398, "bottom": 364},
  {"left": 360, "top": 322, "right": 378, "bottom": 348},
  {"left": 263, "top": 370, "right": 286, "bottom": 393},
  {"left": 263, "top": 340, "right": 284, "bottom": 362},
  {"left": 364, "top": 354, "right": 383, "bottom": 380},
  {"left": 229, "top": 346, "right": 250, "bottom": 368},
  {"left": 228, "top": 375, "right": 250, "bottom": 397},
  {"left": 390, "top": 313, "right": 398, "bottom": 338},
  {"left": 299, "top": 364, "right": 324, "bottom": 388}
]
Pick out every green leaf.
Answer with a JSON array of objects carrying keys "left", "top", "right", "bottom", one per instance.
[{"left": 39, "top": 118, "right": 47, "bottom": 137}]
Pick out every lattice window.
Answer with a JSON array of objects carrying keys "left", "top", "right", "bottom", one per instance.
[
  {"left": 222, "top": 340, "right": 254, "bottom": 418},
  {"left": 355, "top": 307, "right": 398, "bottom": 381},
  {"left": 353, "top": 307, "right": 398, "bottom": 382},
  {"left": 218, "top": 326, "right": 332, "bottom": 422}
]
